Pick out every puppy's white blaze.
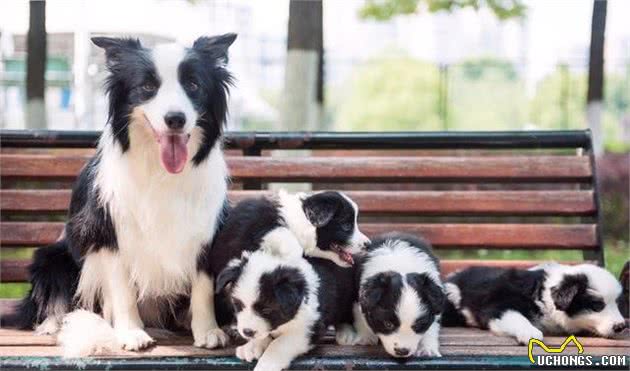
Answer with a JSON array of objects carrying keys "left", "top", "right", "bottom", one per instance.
[
  {"left": 140, "top": 43, "right": 198, "bottom": 134},
  {"left": 380, "top": 285, "right": 425, "bottom": 356},
  {"left": 95, "top": 125, "right": 227, "bottom": 299},
  {"left": 340, "top": 192, "right": 369, "bottom": 252},
  {"left": 58, "top": 310, "right": 118, "bottom": 358},
  {"left": 361, "top": 240, "right": 440, "bottom": 284}
]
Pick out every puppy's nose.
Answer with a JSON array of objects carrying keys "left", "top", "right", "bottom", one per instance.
[
  {"left": 613, "top": 322, "right": 627, "bottom": 333},
  {"left": 394, "top": 347, "right": 410, "bottom": 357},
  {"left": 164, "top": 111, "right": 186, "bottom": 130},
  {"left": 242, "top": 328, "right": 256, "bottom": 338}
]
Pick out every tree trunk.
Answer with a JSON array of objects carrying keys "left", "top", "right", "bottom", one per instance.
[
  {"left": 282, "top": 0, "right": 323, "bottom": 131},
  {"left": 586, "top": 0, "right": 607, "bottom": 155},
  {"left": 26, "top": 0, "right": 47, "bottom": 129}
]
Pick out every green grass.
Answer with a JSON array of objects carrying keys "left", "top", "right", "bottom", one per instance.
[{"left": 1, "top": 242, "right": 628, "bottom": 299}]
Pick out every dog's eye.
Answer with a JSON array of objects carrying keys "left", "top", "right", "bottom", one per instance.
[
  {"left": 383, "top": 321, "right": 394, "bottom": 330},
  {"left": 232, "top": 298, "right": 244, "bottom": 312},
  {"left": 142, "top": 83, "right": 157, "bottom": 92},
  {"left": 342, "top": 223, "right": 353, "bottom": 232},
  {"left": 188, "top": 81, "right": 199, "bottom": 92}
]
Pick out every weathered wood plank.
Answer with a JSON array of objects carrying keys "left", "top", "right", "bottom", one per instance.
[
  {"left": 0, "top": 222, "right": 597, "bottom": 249},
  {"left": 0, "top": 190, "right": 596, "bottom": 216},
  {"left": 0, "top": 154, "right": 592, "bottom": 182},
  {"left": 0, "top": 259, "right": 587, "bottom": 284}
]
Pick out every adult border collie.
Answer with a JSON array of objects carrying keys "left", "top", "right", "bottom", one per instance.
[
  {"left": 442, "top": 263, "right": 627, "bottom": 344},
  {"left": 4, "top": 34, "right": 237, "bottom": 352}
]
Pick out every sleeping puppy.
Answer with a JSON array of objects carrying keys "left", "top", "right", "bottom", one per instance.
[
  {"left": 215, "top": 250, "right": 356, "bottom": 371},
  {"left": 442, "top": 263, "right": 628, "bottom": 344},
  {"left": 337, "top": 232, "right": 446, "bottom": 358}
]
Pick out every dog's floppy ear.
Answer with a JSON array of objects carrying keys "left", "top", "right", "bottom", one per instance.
[
  {"left": 271, "top": 268, "right": 306, "bottom": 316},
  {"left": 302, "top": 192, "right": 342, "bottom": 227},
  {"left": 193, "top": 33, "right": 237, "bottom": 64},
  {"left": 216, "top": 261, "right": 243, "bottom": 294},
  {"left": 360, "top": 271, "right": 402, "bottom": 310},
  {"left": 91, "top": 37, "right": 142, "bottom": 66},
  {"left": 551, "top": 274, "right": 588, "bottom": 311},
  {"left": 407, "top": 273, "right": 446, "bottom": 314}
]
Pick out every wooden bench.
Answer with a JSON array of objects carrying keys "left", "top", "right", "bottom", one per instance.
[{"left": 1, "top": 129, "right": 628, "bottom": 369}]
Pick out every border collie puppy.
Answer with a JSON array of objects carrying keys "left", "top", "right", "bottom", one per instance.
[
  {"left": 215, "top": 250, "right": 356, "bottom": 371},
  {"left": 4, "top": 34, "right": 237, "bottom": 352},
  {"left": 337, "top": 233, "right": 445, "bottom": 358},
  {"left": 207, "top": 190, "right": 370, "bottom": 276},
  {"left": 442, "top": 263, "right": 627, "bottom": 344}
]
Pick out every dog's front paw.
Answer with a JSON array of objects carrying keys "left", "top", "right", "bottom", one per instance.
[
  {"left": 236, "top": 337, "right": 271, "bottom": 363},
  {"left": 416, "top": 344, "right": 442, "bottom": 358},
  {"left": 253, "top": 358, "right": 284, "bottom": 371},
  {"left": 336, "top": 324, "right": 361, "bottom": 345},
  {"left": 194, "top": 328, "right": 229, "bottom": 349},
  {"left": 35, "top": 317, "right": 60, "bottom": 335},
  {"left": 515, "top": 328, "right": 543, "bottom": 345},
  {"left": 116, "top": 328, "right": 155, "bottom": 351}
]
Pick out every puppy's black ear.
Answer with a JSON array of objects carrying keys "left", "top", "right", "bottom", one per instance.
[
  {"left": 360, "top": 271, "right": 402, "bottom": 310},
  {"left": 91, "top": 37, "right": 142, "bottom": 66},
  {"left": 303, "top": 192, "right": 342, "bottom": 227},
  {"left": 272, "top": 268, "right": 306, "bottom": 316},
  {"left": 193, "top": 33, "right": 237, "bottom": 64},
  {"left": 407, "top": 273, "right": 446, "bottom": 314},
  {"left": 551, "top": 274, "right": 588, "bottom": 311},
  {"left": 216, "top": 263, "right": 243, "bottom": 294}
]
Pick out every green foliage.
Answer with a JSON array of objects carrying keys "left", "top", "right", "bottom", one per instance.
[
  {"left": 360, "top": 0, "right": 526, "bottom": 21},
  {"left": 336, "top": 57, "right": 442, "bottom": 131}
]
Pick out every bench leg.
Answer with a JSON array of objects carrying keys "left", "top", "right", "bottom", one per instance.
[{"left": 191, "top": 271, "right": 228, "bottom": 348}]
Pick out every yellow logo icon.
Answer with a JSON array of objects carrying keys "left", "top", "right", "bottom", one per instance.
[{"left": 528, "top": 335, "right": 584, "bottom": 364}]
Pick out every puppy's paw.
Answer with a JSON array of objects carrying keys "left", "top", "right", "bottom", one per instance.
[
  {"left": 253, "top": 358, "right": 284, "bottom": 371},
  {"left": 116, "top": 328, "right": 155, "bottom": 351},
  {"left": 335, "top": 324, "right": 360, "bottom": 345},
  {"left": 35, "top": 317, "right": 60, "bottom": 335},
  {"left": 416, "top": 344, "right": 442, "bottom": 358},
  {"left": 194, "top": 328, "right": 229, "bottom": 349},
  {"left": 236, "top": 337, "right": 271, "bottom": 363},
  {"left": 515, "top": 328, "right": 543, "bottom": 345}
]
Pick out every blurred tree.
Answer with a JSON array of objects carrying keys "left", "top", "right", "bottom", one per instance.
[
  {"left": 336, "top": 57, "right": 442, "bottom": 131},
  {"left": 586, "top": 0, "right": 608, "bottom": 155},
  {"left": 26, "top": 0, "right": 47, "bottom": 129},
  {"left": 359, "top": 0, "right": 526, "bottom": 20},
  {"left": 282, "top": 0, "right": 323, "bottom": 130}
]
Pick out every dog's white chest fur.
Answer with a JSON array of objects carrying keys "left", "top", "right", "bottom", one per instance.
[{"left": 96, "top": 127, "right": 227, "bottom": 298}]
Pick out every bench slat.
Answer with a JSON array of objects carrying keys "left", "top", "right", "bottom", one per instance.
[
  {"left": 0, "top": 222, "right": 597, "bottom": 249},
  {"left": 0, "top": 189, "right": 596, "bottom": 216},
  {"left": 0, "top": 259, "right": 589, "bottom": 283},
  {"left": 0, "top": 154, "right": 592, "bottom": 182}
]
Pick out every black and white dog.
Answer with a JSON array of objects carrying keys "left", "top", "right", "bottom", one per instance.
[
  {"left": 337, "top": 233, "right": 446, "bottom": 358},
  {"left": 5, "top": 34, "right": 237, "bottom": 353},
  {"left": 215, "top": 250, "right": 357, "bottom": 371},
  {"left": 442, "top": 263, "right": 628, "bottom": 344}
]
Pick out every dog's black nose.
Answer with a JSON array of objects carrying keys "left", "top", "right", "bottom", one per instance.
[
  {"left": 613, "top": 322, "right": 627, "bottom": 333},
  {"left": 242, "top": 328, "right": 256, "bottom": 338},
  {"left": 394, "top": 347, "right": 410, "bottom": 357},
  {"left": 164, "top": 111, "right": 186, "bottom": 130}
]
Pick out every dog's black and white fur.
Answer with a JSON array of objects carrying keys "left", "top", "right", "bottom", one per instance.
[
  {"left": 4, "top": 34, "right": 237, "bottom": 354},
  {"left": 215, "top": 250, "right": 356, "bottom": 371},
  {"left": 208, "top": 190, "right": 370, "bottom": 276},
  {"left": 337, "top": 233, "right": 446, "bottom": 358},
  {"left": 442, "top": 263, "right": 627, "bottom": 344}
]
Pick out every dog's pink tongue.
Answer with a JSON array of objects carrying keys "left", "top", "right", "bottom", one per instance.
[{"left": 158, "top": 134, "right": 189, "bottom": 174}]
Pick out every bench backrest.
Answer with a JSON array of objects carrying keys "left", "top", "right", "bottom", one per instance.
[{"left": 0, "top": 130, "right": 604, "bottom": 285}]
